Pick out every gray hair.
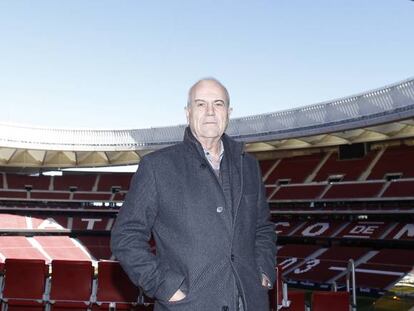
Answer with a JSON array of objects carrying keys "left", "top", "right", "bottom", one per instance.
[{"left": 187, "top": 77, "right": 230, "bottom": 108}]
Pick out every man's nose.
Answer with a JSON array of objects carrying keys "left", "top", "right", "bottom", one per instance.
[{"left": 206, "top": 103, "right": 215, "bottom": 115}]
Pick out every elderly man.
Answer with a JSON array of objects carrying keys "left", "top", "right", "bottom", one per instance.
[{"left": 111, "top": 78, "right": 276, "bottom": 311}]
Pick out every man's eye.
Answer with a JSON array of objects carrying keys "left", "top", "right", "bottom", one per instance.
[
  {"left": 214, "top": 102, "right": 224, "bottom": 107},
  {"left": 196, "top": 102, "right": 206, "bottom": 107}
]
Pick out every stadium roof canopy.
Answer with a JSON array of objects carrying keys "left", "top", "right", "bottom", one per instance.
[{"left": 1, "top": 77, "right": 414, "bottom": 168}]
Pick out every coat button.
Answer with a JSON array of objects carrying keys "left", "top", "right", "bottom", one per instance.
[
  {"left": 231, "top": 254, "right": 235, "bottom": 262},
  {"left": 216, "top": 206, "right": 223, "bottom": 213}
]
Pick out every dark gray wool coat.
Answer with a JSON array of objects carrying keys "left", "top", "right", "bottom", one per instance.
[{"left": 111, "top": 127, "right": 277, "bottom": 311}]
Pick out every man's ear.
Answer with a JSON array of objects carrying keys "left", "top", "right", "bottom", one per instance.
[{"left": 185, "top": 106, "right": 190, "bottom": 124}]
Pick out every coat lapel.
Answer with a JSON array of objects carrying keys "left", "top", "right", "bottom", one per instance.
[
  {"left": 183, "top": 128, "right": 245, "bottom": 235},
  {"left": 221, "top": 135, "right": 244, "bottom": 228}
]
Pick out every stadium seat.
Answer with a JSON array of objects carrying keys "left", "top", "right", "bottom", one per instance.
[
  {"left": 48, "top": 260, "right": 94, "bottom": 310},
  {"left": 284, "top": 291, "right": 305, "bottom": 311},
  {"left": 93, "top": 261, "right": 145, "bottom": 310},
  {"left": 1, "top": 258, "right": 48, "bottom": 311},
  {"left": 270, "top": 265, "right": 306, "bottom": 311},
  {"left": 312, "top": 291, "right": 350, "bottom": 311}
]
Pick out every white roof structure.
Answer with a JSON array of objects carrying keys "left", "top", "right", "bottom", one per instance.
[{"left": 1, "top": 77, "right": 414, "bottom": 168}]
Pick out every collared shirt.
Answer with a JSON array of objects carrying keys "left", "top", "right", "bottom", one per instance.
[{"left": 203, "top": 140, "right": 224, "bottom": 176}]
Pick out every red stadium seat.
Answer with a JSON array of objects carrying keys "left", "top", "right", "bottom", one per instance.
[
  {"left": 48, "top": 260, "right": 94, "bottom": 310},
  {"left": 93, "top": 261, "right": 141, "bottom": 310},
  {"left": 270, "top": 265, "right": 307, "bottom": 311},
  {"left": 284, "top": 291, "right": 305, "bottom": 311},
  {"left": 312, "top": 291, "right": 349, "bottom": 311},
  {"left": 2, "top": 258, "right": 48, "bottom": 311}
]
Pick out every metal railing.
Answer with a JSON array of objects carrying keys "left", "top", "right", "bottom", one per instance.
[{"left": 346, "top": 259, "right": 357, "bottom": 311}]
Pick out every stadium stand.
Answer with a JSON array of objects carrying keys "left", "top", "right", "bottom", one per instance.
[{"left": 0, "top": 145, "right": 412, "bottom": 303}]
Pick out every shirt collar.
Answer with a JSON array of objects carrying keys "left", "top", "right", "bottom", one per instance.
[
  {"left": 203, "top": 140, "right": 224, "bottom": 171},
  {"left": 203, "top": 140, "right": 224, "bottom": 159}
]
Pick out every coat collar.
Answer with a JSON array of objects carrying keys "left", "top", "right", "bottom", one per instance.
[{"left": 183, "top": 126, "right": 244, "bottom": 159}]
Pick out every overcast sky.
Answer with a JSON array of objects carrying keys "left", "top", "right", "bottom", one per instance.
[{"left": 0, "top": 0, "right": 413, "bottom": 130}]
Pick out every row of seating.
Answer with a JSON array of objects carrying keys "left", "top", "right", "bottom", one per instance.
[
  {"left": 0, "top": 258, "right": 354, "bottom": 311},
  {"left": 261, "top": 145, "right": 414, "bottom": 184},
  {"left": 0, "top": 259, "right": 150, "bottom": 311},
  {"left": 274, "top": 219, "right": 414, "bottom": 240},
  {"left": 272, "top": 201, "right": 414, "bottom": 211},
  {"left": 1, "top": 177, "right": 413, "bottom": 203},
  {"left": 0, "top": 190, "right": 126, "bottom": 202},
  {"left": 2, "top": 145, "right": 413, "bottom": 205},
  {"left": 0, "top": 213, "right": 115, "bottom": 231},
  {"left": 277, "top": 290, "right": 350, "bottom": 311},
  {"left": 0, "top": 236, "right": 92, "bottom": 262},
  {"left": 2, "top": 173, "right": 132, "bottom": 192},
  {"left": 0, "top": 211, "right": 115, "bottom": 231},
  {"left": 273, "top": 265, "right": 351, "bottom": 311},
  {"left": 277, "top": 245, "right": 414, "bottom": 292},
  {"left": 267, "top": 178, "right": 414, "bottom": 201},
  {"left": 3, "top": 208, "right": 413, "bottom": 241},
  {"left": 0, "top": 172, "right": 131, "bottom": 203}
]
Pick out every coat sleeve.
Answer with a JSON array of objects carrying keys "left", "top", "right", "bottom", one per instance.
[
  {"left": 110, "top": 156, "right": 185, "bottom": 301},
  {"left": 254, "top": 160, "right": 277, "bottom": 286}
]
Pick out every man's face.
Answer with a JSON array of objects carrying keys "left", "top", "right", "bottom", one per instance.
[{"left": 186, "top": 80, "right": 232, "bottom": 141}]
